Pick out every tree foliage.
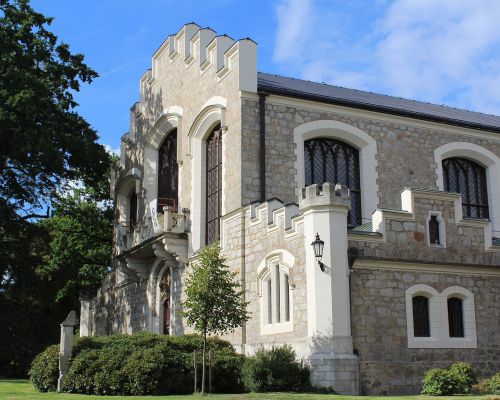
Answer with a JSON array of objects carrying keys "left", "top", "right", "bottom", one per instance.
[
  {"left": 0, "top": 0, "right": 113, "bottom": 377},
  {"left": 183, "top": 242, "right": 250, "bottom": 393}
]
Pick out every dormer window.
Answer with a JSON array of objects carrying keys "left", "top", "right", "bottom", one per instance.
[{"left": 158, "top": 130, "right": 178, "bottom": 212}]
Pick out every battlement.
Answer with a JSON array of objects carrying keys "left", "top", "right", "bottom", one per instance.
[
  {"left": 299, "top": 183, "right": 351, "bottom": 211},
  {"left": 138, "top": 23, "right": 257, "bottom": 100}
]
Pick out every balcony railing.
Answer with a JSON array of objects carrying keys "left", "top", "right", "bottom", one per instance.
[{"left": 115, "top": 207, "right": 187, "bottom": 254}]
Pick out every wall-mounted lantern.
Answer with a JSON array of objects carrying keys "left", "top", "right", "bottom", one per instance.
[{"left": 311, "top": 233, "right": 327, "bottom": 272}]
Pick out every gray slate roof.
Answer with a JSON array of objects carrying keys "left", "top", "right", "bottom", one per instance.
[{"left": 257, "top": 72, "right": 500, "bottom": 134}]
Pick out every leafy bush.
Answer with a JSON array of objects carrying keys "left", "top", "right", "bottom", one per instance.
[
  {"left": 30, "top": 333, "right": 243, "bottom": 395},
  {"left": 490, "top": 373, "right": 500, "bottom": 395},
  {"left": 422, "top": 362, "right": 477, "bottom": 395},
  {"left": 472, "top": 379, "right": 492, "bottom": 395},
  {"left": 29, "top": 345, "right": 59, "bottom": 392},
  {"left": 449, "top": 362, "right": 477, "bottom": 394},
  {"left": 422, "top": 368, "right": 457, "bottom": 396},
  {"left": 242, "top": 345, "right": 309, "bottom": 392}
]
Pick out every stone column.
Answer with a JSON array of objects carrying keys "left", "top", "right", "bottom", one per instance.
[
  {"left": 57, "top": 310, "right": 78, "bottom": 392},
  {"left": 299, "top": 183, "right": 359, "bottom": 395}
]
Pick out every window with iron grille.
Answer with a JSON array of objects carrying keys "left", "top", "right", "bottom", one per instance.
[
  {"left": 206, "top": 125, "right": 222, "bottom": 245},
  {"left": 129, "top": 192, "right": 137, "bottom": 229},
  {"left": 442, "top": 157, "right": 489, "bottom": 219},
  {"left": 158, "top": 130, "right": 178, "bottom": 212},
  {"left": 412, "top": 296, "right": 430, "bottom": 337},
  {"left": 448, "top": 297, "right": 465, "bottom": 338},
  {"left": 304, "top": 138, "right": 362, "bottom": 226}
]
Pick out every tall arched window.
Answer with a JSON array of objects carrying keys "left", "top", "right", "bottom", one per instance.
[
  {"left": 304, "top": 138, "right": 361, "bottom": 226},
  {"left": 412, "top": 296, "right": 430, "bottom": 337},
  {"left": 158, "top": 130, "right": 178, "bottom": 212},
  {"left": 129, "top": 192, "right": 137, "bottom": 229},
  {"left": 448, "top": 297, "right": 464, "bottom": 338},
  {"left": 206, "top": 124, "right": 222, "bottom": 244},
  {"left": 442, "top": 157, "right": 489, "bottom": 219}
]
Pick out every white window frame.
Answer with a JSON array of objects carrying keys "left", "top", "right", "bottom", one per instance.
[
  {"left": 257, "top": 250, "right": 294, "bottom": 335},
  {"left": 293, "top": 120, "right": 379, "bottom": 223},
  {"left": 434, "top": 142, "right": 500, "bottom": 234},
  {"left": 406, "top": 284, "right": 477, "bottom": 348}
]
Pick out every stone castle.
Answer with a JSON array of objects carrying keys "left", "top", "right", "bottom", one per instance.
[{"left": 79, "top": 23, "right": 500, "bottom": 395}]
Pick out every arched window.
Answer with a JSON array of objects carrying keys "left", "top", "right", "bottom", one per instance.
[
  {"left": 129, "top": 192, "right": 137, "bottom": 229},
  {"left": 304, "top": 138, "right": 361, "bottom": 226},
  {"left": 448, "top": 297, "right": 464, "bottom": 338},
  {"left": 159, "top": 268, "right": 171, "bottom": 335},
  {"left": 412, "top": 296, "right": 430, "bottom": 337},
  {"left": 158, "top": 130, "right": 178, "bottom": 212},
  {"left": 262, "top": 264, "right": 290, "bottom": 326},
  {"left": 206, "top": 124, "right": 222, "bottom": 244},
  {"left": 442, "top": 157, "right": 489, "bottom": 219}
]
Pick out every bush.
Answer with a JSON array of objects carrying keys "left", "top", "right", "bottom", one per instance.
[
  {"left": 422, "top": 362, "right": 477, "bottom": 396},
  {"left": 472, "top": 379, "right": 492, "bottom": 395},
  {"left": 242, "top": 345, "right": 309, "bottom": 392},
  {"left": 490, "top": 373, "right": 500, "bottom": 395},
  {"left": 30, "top": 333, "right": 243, "bottom": 395},
  {"left": 422, "top": 368, "right": 457, "bottom": 396},
  {"left": 449, "top": 362, "right": 477, "bottom": 394},
  {"left": 29, "top": 345, "right": 59, "bottom": 392}
]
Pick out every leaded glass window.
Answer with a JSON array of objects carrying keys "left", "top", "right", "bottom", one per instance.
[
  {"left": 448, "top": 297, "right": 464, "bottom": 338},
  {"left": 158, "top": 130, "right": 178, "bottom": 212},
  {"left": 304, "top": 138, "right": 361, "bottom": 226},
  {"left": 206, "top": 125, "right": 222, "bottom": 244},
  {"left": 442, "top": 158, "right": 489, "bottom": 219}
]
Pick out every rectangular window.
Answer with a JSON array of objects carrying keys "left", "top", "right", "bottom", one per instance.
[{"left": 412, "top": 296, "right": 430, "bottom": 337}]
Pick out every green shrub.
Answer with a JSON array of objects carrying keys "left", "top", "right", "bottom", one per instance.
[
  {"left": 29, "top": 344, "right": 59, "bottom": 392},
  {"left": 449, "top": 362, "right": 477, "bottom": 394},
  {"left": 472, "top": 379, "right": 492, "bottom": 395},
  {"left": 242, "top": 345, "right": 309, "bottom": 392},
  {"left": 30, "top": 333, "right": 243, "bottom": 395},
  {"left": 490, "top": 373, "right": 500, "bottom": 395},
  {"left": 422, "top": 362, "right": 477, "bottom": 396},
  {"left": 421, "top": 368, "right": 457, "bottom": 396}
]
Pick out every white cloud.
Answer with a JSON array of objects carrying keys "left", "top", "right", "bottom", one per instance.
[
  {"left": 104, "top": 143, "right": 121, "bottom": 156},
  {"left": 272, "top": 0, "right": 500, "bottom": 115}
]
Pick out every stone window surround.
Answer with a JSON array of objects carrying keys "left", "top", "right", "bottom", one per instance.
[
  {"left": 434, "top": 142, "right": 500, "bottom": 235},
  {"left": 405, "top": 284, "right": 477, "bottom": 349},
  {"left": 116, "top": 168, "right": 141, "bottom": 226},
  {"left": 426, "top": 210, "right": 446, "bottom": 248},
  {"left": 294, "top": 120, "right": 379, "bottom": 225},
  {"left": 257, "top": 249, "right": 295, "bottom": 335},
  {"left": 189, "top": 98, "right": 227, "bottom": 253}
]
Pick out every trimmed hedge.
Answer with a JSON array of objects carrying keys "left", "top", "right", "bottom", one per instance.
[
  {"left": 29, "top": 344, "right": 59, "bottom": 392},
  {"left": 30, "top": 333, "right": 244, "bottom": 395},
  {"left": 242, "top": 345, "right": 309, "bottom": 392}
]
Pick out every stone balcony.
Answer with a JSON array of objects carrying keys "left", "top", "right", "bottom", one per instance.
[{"left": 115, "top": 206, "right": 188, "bottom": 255}]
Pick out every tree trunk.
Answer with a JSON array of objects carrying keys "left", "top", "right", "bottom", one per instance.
[{"left": 201, "top": 330, "right": 207, "bottom": 395}]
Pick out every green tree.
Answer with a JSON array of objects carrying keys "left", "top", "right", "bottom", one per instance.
[{"left": 183, "top": 242, "right": 250, "bottom": 394}]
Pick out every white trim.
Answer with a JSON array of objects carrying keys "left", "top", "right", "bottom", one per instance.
[
  {"left": 294, "top": 120, "right": 378, "bottom": 223},
  {"left": 434, "top": 142, "right": 500, "bottom": 234},
  {"left": 257, "top": 249, "right": 295, "bottom": 335},
  {"left": 405, "top": 284, "right": 477, "bottom": 348},
  {"left": 189, "top": 103, "right": 226, "bottom": 253},
  {"left": 426, "top": 210, "right": 446, "bottom": 248}
]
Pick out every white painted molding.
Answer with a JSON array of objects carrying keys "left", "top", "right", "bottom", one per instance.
[
  {"left": 434, "top": 141, "right": 500, "bottom": 234},
  {"left": 293, "top": 120, "right": 379, "bottom": 223},
  {"left": 405, "top": 284, "right": 477, "bottom": 349}
]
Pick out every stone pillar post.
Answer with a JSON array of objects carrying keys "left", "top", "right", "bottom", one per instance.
[
  {"left": 299, "top": 183, "right": 359, "bottom": 395},
  {"left": 57, "top": 310, "right": 77, "bottom": 392}
]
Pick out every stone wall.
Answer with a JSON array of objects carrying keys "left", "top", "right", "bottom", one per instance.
[
  {"left": 240, "top": 95, "right": 500, "bottom": 214},
  {"left": 350, "top": 267, "right": 500, "bottom": 395}
]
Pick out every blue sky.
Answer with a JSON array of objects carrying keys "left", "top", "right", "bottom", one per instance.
[{"left": 32, "top": 0, "right": 500, "bottom": 152}]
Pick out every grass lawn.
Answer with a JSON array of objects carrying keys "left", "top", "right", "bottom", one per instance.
[{"left": 0, "top": 379, "right": 492, "bottom": 400}]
